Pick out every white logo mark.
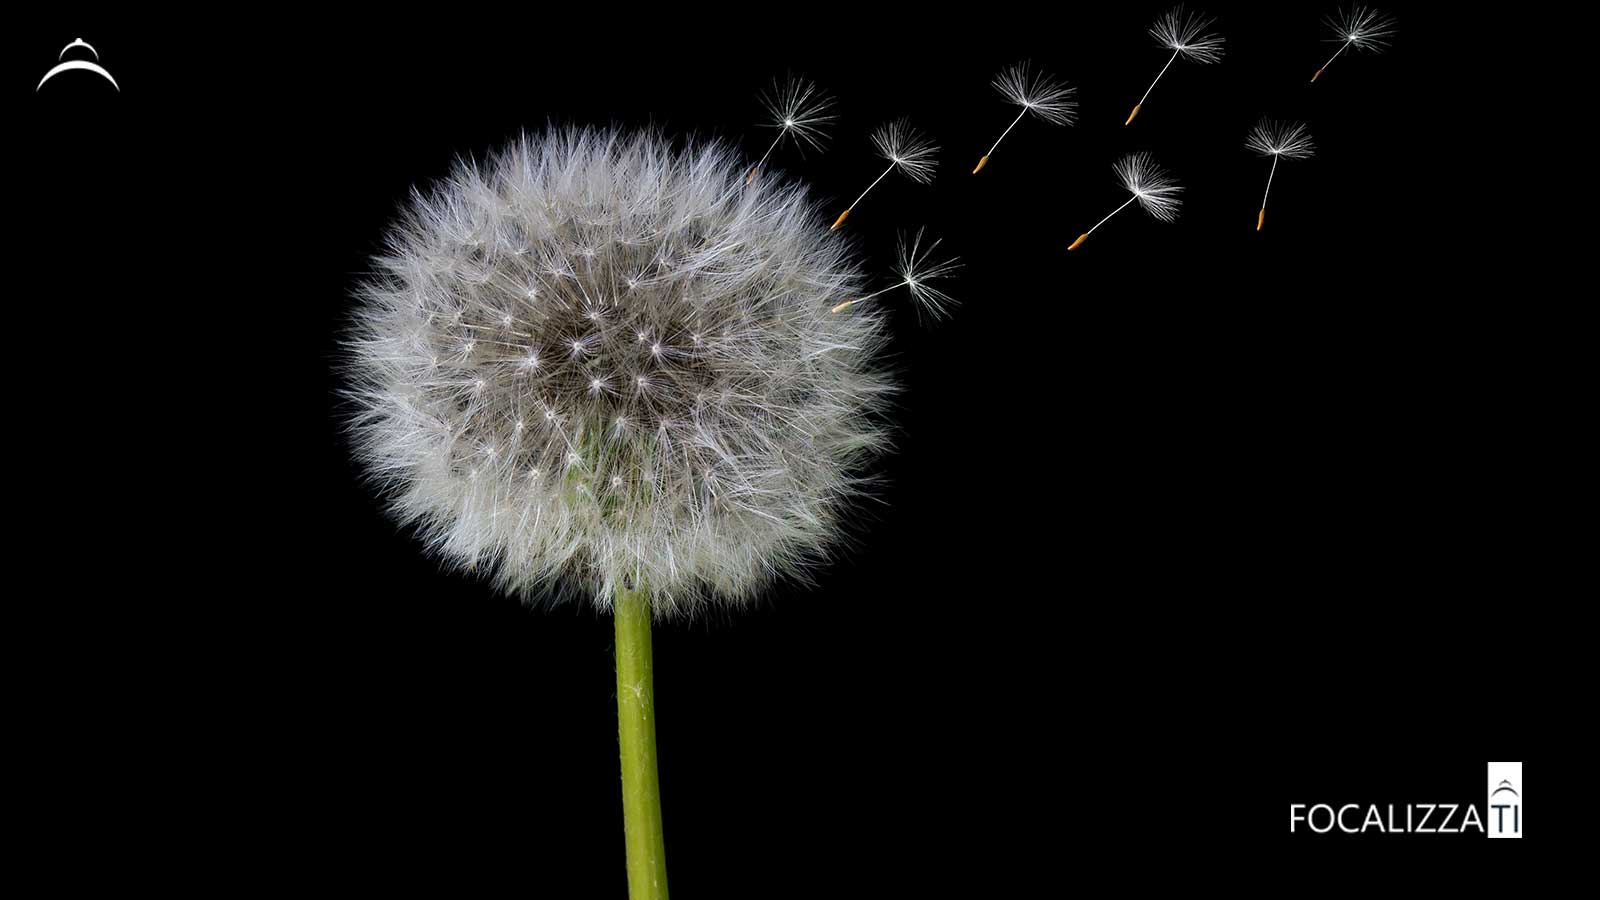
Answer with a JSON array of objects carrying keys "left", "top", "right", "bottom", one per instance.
[{"left": 37, "top": 38, "right": 120, "bottom": 92}]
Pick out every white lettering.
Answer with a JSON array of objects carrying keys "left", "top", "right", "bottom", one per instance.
[
  {"left": 1338, "top": 804, "right": 1361, "bottom": 833},
  {"left": 1415, "top": 803, "right": 1435, "bottom": 833},
  {"left": 1362, "top": 805, "right": 1384, "bottom": 832},
  {"left": 1438, "top": 803, "right": 1458, "bottom": 833},
  {"left": 1309, "top": 804, "right": 1335, "bottom": 834}
]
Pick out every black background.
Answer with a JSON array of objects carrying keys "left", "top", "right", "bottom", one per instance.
[{"left": 16, "top": 3, "right": 1569, "bottom": 893}]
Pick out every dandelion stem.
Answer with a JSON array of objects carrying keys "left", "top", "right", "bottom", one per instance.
[
  {"left": 986, "top": 108, "right": 1029, "bottom": 158},
  {"left": 756, "top": 134, "right": 782, "bottom": 170},
  {"left": 1262, "top": 155, "right": 1279, "bottom": 209},
  {"left": 615, "top": 584, "right": 668, "bottom": 900},
  {"left": 1315, "top": 41, "right": 1351, "bottom": 80},
  {"left": 856, "top": 282, "right": 901, "bottom": 303},
  {"left": 1139, "top": 50, "right": 1180, "bottom": 107},
  {"left": 1089, "top": 196, "right": 1138, "bottom": 236},
  {"left": 833, "top": 280, "right": 905, "bottom": 312},
  {"left": 851, "top": 162, "right": 896, "bottom": 211},
  {"left": 748, "top": 134, "right": 783, "bottom": 182}
]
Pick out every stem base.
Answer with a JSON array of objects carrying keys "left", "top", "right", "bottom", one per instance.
[{"left": 615, "top": 585, "right": 668, "bottom": 900}]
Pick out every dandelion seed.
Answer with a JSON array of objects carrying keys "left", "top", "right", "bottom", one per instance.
[
  {"left": 1068, "top": 153, "right": 1182, "bottom": 251},
  {"left": 973, "top": 62, "right": 1077, "bottom": 175},
  {"left": 1312, "top": 6, "right": 1396, "bottom": 82},
  {"left": 830, "top": 118, "right": 939, "bottom": 230},
  {"left": 748, "top": 76, "right": 835, "bottom": 183},
  {"left": 1125, "top": 6, "right": 1225, "bottom": 126},
  {"left": 1246, "top": 119, "right": 1314, "bottom": 231},
  {"left": 832, "top": 229, "right": 960, "bottom": 321}
]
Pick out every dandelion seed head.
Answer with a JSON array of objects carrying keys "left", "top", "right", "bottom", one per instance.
[
  {"left": 894, "top": 230, "right": 961, "bottom": 323},
  {"left": 993, "top": 62, "right": 1078, "bottom": 126},
  {"left": 1151, "top": 5, "right": 1225, "bottom": 63},
  {"left": 1114, "top": 152, "right": 1184, "bottom": 223},
  {"left": 871, "top": 118, "right": 940, "bottom": 185},
  {"left": 1246, "top": 119, "right": 1315, "bottom": 160},
  {"left": 345, "top": 128, "right": 895, "bottom": 616},
  {"left": 759, "top": 76, "right": 836, "bottom": 153},
  {"left": 1327, "top": 5, "right": 1396, "bottom": 52}
]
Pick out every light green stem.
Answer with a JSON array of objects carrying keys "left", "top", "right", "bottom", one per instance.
[{"left": 615, "top": 584, "right": 668, "bottom": 900}]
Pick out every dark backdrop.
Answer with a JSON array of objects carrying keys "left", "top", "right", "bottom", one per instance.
[{"left": 16, "top": 4, "right": 1566, "bottom": 894}]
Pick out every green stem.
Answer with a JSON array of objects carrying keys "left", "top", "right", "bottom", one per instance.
[{"left": 615, "top": 584, "right": 668, "bottom": 900}]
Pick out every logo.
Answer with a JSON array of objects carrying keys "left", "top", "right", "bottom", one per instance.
[
  {"left": 37, "top": 38, "right": 120, "bottom": 92},
  {"left": 1289, "top": 762, "right": 1523, "bottom": 838},
  {"left": 1487, "top": 761, "right": 1522, "bottom": 838}
]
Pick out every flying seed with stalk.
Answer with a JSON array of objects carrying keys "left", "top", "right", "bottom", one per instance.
[
  {"left": 830, "top": 118, "right": 939, "bottom": 230},
  {"left": 1125, "top": 5, "right": 1224, "bottom": 126},
  {"left": 747, "top": 76, "right": 835, "bottom": 183},
  {"left": 831, "top": 230, "right": 960, "bottom": 320},
  {"left": 1311, "top": 6, "right": 1396, "bottom": 82},
  {"left": 1246, "top": 119, "right": 1314, "bottom": 231},
  {"left": 973, "top": 62, "right": 1077, "bottom": 174},
  {"left": 1068, "top": 153, "right": 1182, "bottom": 251}
]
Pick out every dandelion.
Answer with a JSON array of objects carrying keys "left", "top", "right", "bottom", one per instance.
[
  {"left": 747, "top": 75, "right": 835, "bottom": 183},
  {"left": 1067, "top": 152, "right": 1182, "bottom": 251},
  {"left": 1312, "top": 6, "right": 1396, "bottom": 82},
  {"left": 973, "top": 62, "right": 1077, "bottom": 174},
  {"left": 831, "top": 229, "right": 960, "bottom": 320},
  {"left": 1246, "top": 119, "right": 1314, "bottom": 231},
  {"left": 830, "top": 118, "right": 939, "bottom": 230},
  {"left": 1125, "top": 5, "right": 1224, "bottom": 126},
  {"left": 346, "top": 128, "right": 896, "bottom": 900}
]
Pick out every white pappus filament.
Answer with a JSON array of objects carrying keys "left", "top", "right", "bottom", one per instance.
[
  {"left": 972, "top": 61, "right": 1077, "bottom": 175},
  {"left": 831, "top": 229, "right": 960, "bottom": 321},
  {"left": 1067, "top": 152, "right": 1183, "bottom": 251},
  {"left": 1312, "top": 6, "right": 1397, "bottom": 82},
  {"left": 1125, "top": 5, "right": 1225, "bottom": 126},
  {"left": 1246, "top": 119, "right": 1314, "bottom": 230},
  {"left": 748, "top": 75, "right": 835, "bottom": 183},
  {"left": 830, "top": 118, "right": 939, "bottom": 230}
]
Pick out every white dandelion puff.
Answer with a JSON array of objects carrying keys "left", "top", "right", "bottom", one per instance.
[
  {"left": 1068, "top": 153, "right": 1183, "bottom": 250},
  {"left": 1115, "top": 153, "right": 1184, "bottom": 222},
  {"left": 1247, "top": 119, "right": 1315, "bottom": 231},
  {"left": 1126, "top": 5, "right": 1225, "bottom": 125},
  {"left": 1152, "top": 5, "right": 1226, "bottom": 61},
  {"left": 973, "top": 61, "right": 1077, "bottom": 174},
  {"left": 747, "top": 75, "right": 836, "bottom": 182},
  {"left": 871, "top": 120, "right": 941, "bottom": 185},
  {"left": 831, "top": 229, "right": 960, "bottom": 321},
  {"left": 831, "top": 118, "right": 940, "bottom": 230},
  {"left": 1246, "top": 119, "right": 1316, "bottom": 160},
  {"left": 345, "top": 127, "right": 896, "bottom": 616},
  {"left": 1312, "top": 6, "right": 1396, "bottom": 81}
]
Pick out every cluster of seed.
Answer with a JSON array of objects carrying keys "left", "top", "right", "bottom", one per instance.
[{"left": 347, "top": 129, "right": 894, "bottom": 614}]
